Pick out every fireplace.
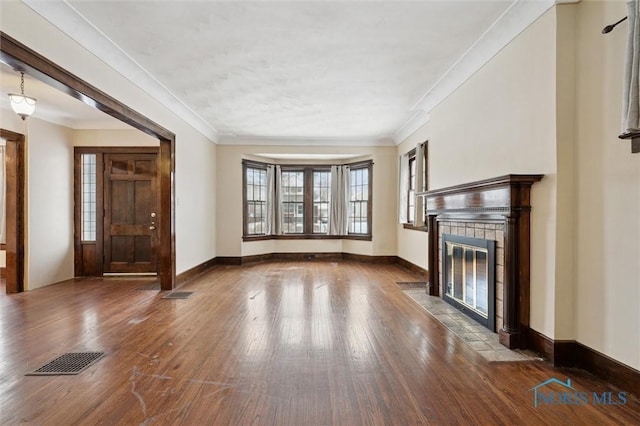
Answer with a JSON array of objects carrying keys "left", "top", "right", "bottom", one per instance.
[
  {"left": 423, "top": 174, "right": 543, "bottom": 349},
  {"left": 442, "top": 234, "right": 496, "bottom": 331}
]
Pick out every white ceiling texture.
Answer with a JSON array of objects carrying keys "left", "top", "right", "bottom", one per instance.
[{"left": 20, "top": 0, "right": 561, "bottom": 146}]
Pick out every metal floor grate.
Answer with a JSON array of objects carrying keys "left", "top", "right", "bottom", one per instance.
[
  {"left": 396, "top": 281, "right": 427, "bottom": 289},
  {"left": 26, "top": 352, "right": 105, "bottom": 376},
  {"left": 161, "top": 291, "right": 194, "bottom": 299}
]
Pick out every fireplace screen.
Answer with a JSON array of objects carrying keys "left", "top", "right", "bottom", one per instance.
[{"left": 443, "top": 234, "right": 496, "bottom": 331}]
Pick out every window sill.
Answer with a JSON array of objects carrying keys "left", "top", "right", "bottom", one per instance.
[
  {"left": 243, "top": 234, "right": 372, "bottom": 242},
  {"left": 402, "top": 223, "right": 429, "bottom": 232}
]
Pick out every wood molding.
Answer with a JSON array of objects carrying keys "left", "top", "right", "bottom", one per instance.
[
  {"left": 527, "top": 329, "right": 640, "bottom": 398},
  {"left": 1, "top": 32, "right": 177, "bottom": 290},
  {"left": 425, "top": 174, "right": 544, "bottom": 349},
  {"left": 176, "top": 257, "right": 218, "bottom": 288},
  {"left": 395, "top": 257, "right": 428, "bottom": 281},
  {"left": 1, "top": 129, "right": 25, "bottom": 293}
]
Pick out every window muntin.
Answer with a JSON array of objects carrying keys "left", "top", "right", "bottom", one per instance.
[
  {"left": 81, "top": 154, "right": 97, "bottom": 241},
  {"left": 313, "top": 171, "right": 331, "bottom": 234},
  {"left": 245, "top": 166, "right": 267, "bottom": 235},
  {"left": 408, "top": 156, "right": 416, "bottom": 223},
  {"left": 281, "top": 170, "right": 304, "bottom": 234},
  {"left": 349, "top": 166, "right": 369, "bottom": 234},
  {"left": 242, "top": 160, "right": 372, "bottom": 239}
]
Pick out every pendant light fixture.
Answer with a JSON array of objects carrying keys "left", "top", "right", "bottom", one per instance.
[{"left": 8, "top": 72, "right": 37, "bottom": 120}]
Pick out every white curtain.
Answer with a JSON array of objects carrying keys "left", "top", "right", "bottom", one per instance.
[
  {"left": 413, "top": 142, "right": 426, "bottom": 227},
  {"left": 398, "top": 153, "right": 409, "bottom": 223},
  {"left": 622, "top": 0, "right": 640, "bottom": 135},
  {"left": 0, "top": 144, "right": 5, "bottom": 244},
  {"left": 265, "top": 165, "right": 275, "bottom": 235},
  {"left": 329, "top": 165, "right": 350, "bottom": 235}
]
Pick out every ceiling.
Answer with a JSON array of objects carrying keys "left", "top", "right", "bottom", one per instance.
[
  {"left": 17, "top": 0, "right": 558, "bottom": 144},
  {"left": 0, "top": 62, "right": 133, "bottom": 130}
]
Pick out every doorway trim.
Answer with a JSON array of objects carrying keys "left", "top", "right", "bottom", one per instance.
[
  {"left": 1, "top": 129, "right": 25, "bottom": 293},
  {"left": 0, "top": 31, "right": 176, "bottom": 290}
]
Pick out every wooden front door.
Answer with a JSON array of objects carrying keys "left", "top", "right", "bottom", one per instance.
[{"left": 103, "top": 153, "right": 158, "bottom": 274}]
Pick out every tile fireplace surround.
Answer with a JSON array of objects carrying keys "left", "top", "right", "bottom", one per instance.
[{"left": 421, "top": 174, "right": 543, "bottom": 350}]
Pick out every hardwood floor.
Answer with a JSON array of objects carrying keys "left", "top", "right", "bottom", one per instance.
[{"left": 1, "top": 261, "right": 638, "bottom": 425}]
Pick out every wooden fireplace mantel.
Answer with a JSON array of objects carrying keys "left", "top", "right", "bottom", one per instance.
[{"left": 420, "top": 174, "right": 544, "bottom": 350}]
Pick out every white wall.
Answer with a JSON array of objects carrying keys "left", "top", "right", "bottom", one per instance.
[
  {"left": 1, "top": 108, "right": 75, "bottom": 289},
  {"left": 395, "top": 2, "right": 640, "bottom": 371},
  {"left": 574, "top": 0, "right": 640, "bottom": 370},
  {"left": 1, "top": 2, "right": 218, "bottom": 276},
  {"left": 216, "top": 144, "right": 397, "bottom": 258},
  {"left": 397, "top": 9, "right": 559, "bottom": 339},
  {"left": 72, "top": 129, "right": 159, "bottom": 147},
  {"left": 396, "top": 130, "right": 429, "bottom": 270}
]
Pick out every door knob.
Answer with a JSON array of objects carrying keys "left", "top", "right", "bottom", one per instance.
[{"left": 149, "top": 225, "right": 156, "bottom": 230}]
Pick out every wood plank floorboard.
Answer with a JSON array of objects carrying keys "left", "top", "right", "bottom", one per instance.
[{"left": 1, "top": 261, "right": 638, "bottom": 425}]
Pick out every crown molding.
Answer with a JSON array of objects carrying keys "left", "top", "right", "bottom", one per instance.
[
  {"left": 393, "top": 0, "right": 557, "bottom": 145},
  {"left": 218, "top": 134, "right": 395, "bottom": 147},
  {"left": 22, "top": 0, "right": 219, "bottom": 143}
]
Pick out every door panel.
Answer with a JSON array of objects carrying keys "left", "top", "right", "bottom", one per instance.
[{"left": 104, "top": 153, "right": 158, "bottom": 273}]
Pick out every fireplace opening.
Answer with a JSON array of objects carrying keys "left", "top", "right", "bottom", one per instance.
[{"left": 442, "top": 234, "right": 496, "bottom": 331}]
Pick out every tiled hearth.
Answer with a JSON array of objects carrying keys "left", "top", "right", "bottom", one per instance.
[{"left": 403, "top": 288, "right": 542, "bottom": 362}]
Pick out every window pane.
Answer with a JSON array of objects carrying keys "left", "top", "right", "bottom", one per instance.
[
  {"left": 313, "top": 171, "right": 331, "bottom": 233},
  {"left": 245, "top": 166, "right": 267, "bottom": 235},
  {"left": 281, "top": 171, "right": 304, "bottom": 234},
  {"left": 349, "top": 167, "right": 369, "bottom": 234},
  {"left": 81, "top": 154, "right": 97, "bottom": 241}
]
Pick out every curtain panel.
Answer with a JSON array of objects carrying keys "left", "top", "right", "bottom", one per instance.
[
  {"left": 622, "top": 0, "right": 640, "bottom": 135},
  {"left": 329, "top": 165, "right": 350, "bottom": 235}
]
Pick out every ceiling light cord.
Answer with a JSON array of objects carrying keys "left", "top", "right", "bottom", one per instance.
[{"left": 602, "top": 16, "right": 628, "bottom": 34}]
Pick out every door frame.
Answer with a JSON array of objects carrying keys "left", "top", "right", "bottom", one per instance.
[
  {"left": 1, "top": 129, "right": 26, "bottom": 294},
  {"left": 1, "top": 32, "right": 176, "bottom": 290},
  {"left": 74, "top": 147, "right": 160, "bottom": 277}
]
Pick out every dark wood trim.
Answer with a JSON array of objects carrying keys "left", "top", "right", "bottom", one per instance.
[
  {"left": 527, "top": 329, "right": 640, "bottom": 398},
  {"left": 527, "top": 328, "right": 556, "bottom": 362},
  {"left": 1, "top": 129, "right": 25, "bottom": 294},
  {"left": 342, "top": 253, "right": 396, "bottom": 264},
  {"left": 74, "top": 147, "right": 160, "bottom": 154},
  {"left": 1, "top": 32, "right": 177, "bottom": 290},
  {"left": 571, "top": 342, "right": 640, "bottom": 397},
  {"left": 402, "top": 224, "right": 428, "bottom": 232},
  {"left": 176, "top": 256, "right": 218, "bottom": 288},
  {"left": 425, "top": 174, "right": 544, "bottom": 349},
  {"left": 427, "top": 214, "right": 439, "bottom": 296},
  {"left": 395, "top": 257, "right": 428, "bottom": 282},
  {"left": 0, "top": 33, "right": 172, "bottom": 141},
  {"left": 159, "top": 137, "right": 175, "bottom": 290},
  {"left": 632, "top": 137, "right": 639, "bottom": 153},
  {"left": 214, "top": 253, "right": 404, "bottom": 267},
  {"left": 243, "top": 234, "right": 372, "bottom": 242}
]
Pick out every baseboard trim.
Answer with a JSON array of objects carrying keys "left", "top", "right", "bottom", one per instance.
[
  {"left": 528, "top": 329, "right": 640, "bottom": 397},
  {"left": 177, "top": 254, "right": 427, "bottom": 284},
  {"left": 214, "top": 253, "right": 406, "bottom": 266},
  {"left": 395, "top": 257, "right": 428, "bottom": 280},
  {"left": 176, "top": 257, "right": 218, "bottom": 287}
]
